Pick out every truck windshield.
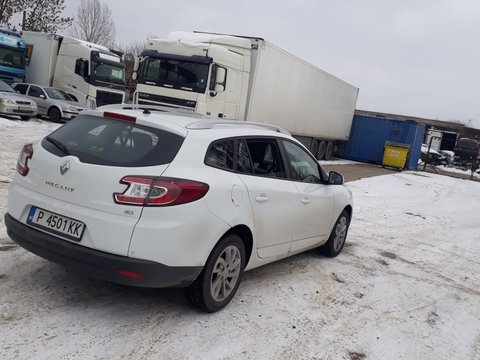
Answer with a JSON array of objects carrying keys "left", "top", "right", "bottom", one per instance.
[
  {"left": 91, "top": 60, "right": 125, "bottom": 85},
  {"left": 138, "top": 58, "right": 209, "bottom": 93},
  {"left": 0, "top": 46, "right": 25, "bottom": 69}
]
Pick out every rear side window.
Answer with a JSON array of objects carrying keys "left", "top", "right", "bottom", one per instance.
[
  {"left": 205, "top": 139, "right": 234, "bottom": 170},
  {"left": 245, "top": 139, "right": 285, "bottom": 178},
  {"left": 14, "top": 83, "right": 29, "bottom": 94},
  {"left": 41, "top": 115, "right": 184, "bottom": 167}
]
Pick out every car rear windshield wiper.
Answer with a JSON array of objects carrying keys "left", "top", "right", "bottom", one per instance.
[{"left": 46, "top": 136, "right": 70, "bottom": 156}]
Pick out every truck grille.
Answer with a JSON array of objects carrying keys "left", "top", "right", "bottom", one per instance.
[{"left": 96, "top": 90, "right": 123, "bottom": 107}]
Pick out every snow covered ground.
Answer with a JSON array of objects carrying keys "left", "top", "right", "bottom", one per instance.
[{"left": 1, "top": 117, "right": 479, "bottom": 360}]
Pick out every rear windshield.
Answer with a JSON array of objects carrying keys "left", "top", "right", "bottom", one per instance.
[{"left": 41, "top": 115, "right": 184, "bottom": 167}]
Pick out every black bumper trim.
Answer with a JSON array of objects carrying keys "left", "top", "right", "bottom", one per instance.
[{"left": 4, "top": 213, "right": 202, "bottom": 288}]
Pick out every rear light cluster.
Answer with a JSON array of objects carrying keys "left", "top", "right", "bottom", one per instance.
[
  {"left": 114, "top": 176, "right": 209, "bottom": 206},
  {"left": 17, "top": 144, "right": 33, "bottom": 176}
]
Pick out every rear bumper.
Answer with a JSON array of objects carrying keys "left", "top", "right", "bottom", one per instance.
[{"left": 4, "top": 213, "right": 202, "bottom": 288}]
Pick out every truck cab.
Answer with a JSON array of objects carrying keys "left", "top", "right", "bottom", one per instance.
[
  {"left": 133, "top": 32, "right": 252, "bottom": 120},
  {"left": 0, "top": 29, "right": 26, "bottom": 84},
  {"left": 23, "top": 32, "right": 125, "bottom": 108}
]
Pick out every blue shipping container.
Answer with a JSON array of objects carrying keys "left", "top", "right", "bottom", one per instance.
[{"left": 342, "top": 114, "right": 426, "bottom": 170}]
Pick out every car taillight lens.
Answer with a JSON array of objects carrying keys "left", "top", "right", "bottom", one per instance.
[
  {"left": 114, "top": 176, "right": 209, "bottom": 206},
  {"left": 17, "top": 143, "right": 33, "bottom": 176}
]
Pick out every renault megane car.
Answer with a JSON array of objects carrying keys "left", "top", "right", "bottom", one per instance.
[{"left": 5, "top": 105, "right": 353, "bottom": 312}]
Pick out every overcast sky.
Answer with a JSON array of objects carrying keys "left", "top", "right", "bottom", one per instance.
[{"left": 64, "top": 0, "right": 480, "bottom": 129}]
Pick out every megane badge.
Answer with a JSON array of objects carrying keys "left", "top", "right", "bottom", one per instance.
[{"left": 60, "top": 160, "right": 70, "bottom": 175}]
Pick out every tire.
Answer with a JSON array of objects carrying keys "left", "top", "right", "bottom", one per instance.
[
  {"left": 187, "top": 234, "right": 245, "bottom": 313},
  {"left": 320, "top": 210, "right": 350, "bottom": 257},
  {"left": 20, "top": 116, "right": 30, "bottom": 121},
  {"left": 48, "top": 107, "right": 62, "bottom": 123},
  {"left": 317, "top": 141, "right": 326, "bottom": 160},
  {"left": 325, "top": 141, "right": 334, "bottom": 160}
]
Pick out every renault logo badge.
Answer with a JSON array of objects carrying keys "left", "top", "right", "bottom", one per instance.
[{"left": 60, "top": 160, "right": 70, "bottom": 175}]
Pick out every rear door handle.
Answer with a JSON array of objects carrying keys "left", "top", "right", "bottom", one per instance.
[
  {"left": 255, "top": 194, "right": 269, "bottom": 203},
  {"left": 301, "top": 197, "right": 310, "bottom": 205}
]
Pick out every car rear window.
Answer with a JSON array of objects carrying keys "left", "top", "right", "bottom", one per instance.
[{"left": 41, "top": 114, "right": 184, "bottom": 167}]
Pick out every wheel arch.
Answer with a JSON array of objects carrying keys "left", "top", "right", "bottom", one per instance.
[
  {"left": 219, "top": 224, "right": 253, "bottom": 267},
  {"left": 48, "top": 105, "right": 63, "bottom": 117}
]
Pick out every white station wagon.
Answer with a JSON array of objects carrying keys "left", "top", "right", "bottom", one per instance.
[{"left": 5, "top": 105, "right": 353, "bottom": 312}]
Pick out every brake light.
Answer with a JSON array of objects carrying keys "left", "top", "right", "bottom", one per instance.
[
  {"left": 114, "top": 176, "right": 209, "bottom": 206},
  {"left": 17, "top": 143, "right": 33, "bottom": 176},
  {"left": 103, "top": 111, "right": 136, "bottom": 123}
]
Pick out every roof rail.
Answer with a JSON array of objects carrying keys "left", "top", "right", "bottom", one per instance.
[
  {"left": 186, "top": 120, "right": 291, "bottom": 135},
  {"left": 96, "top": 103, "right": 204, "bottom": 117}
]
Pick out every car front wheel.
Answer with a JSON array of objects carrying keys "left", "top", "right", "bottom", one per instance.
[
  {"left": 48, "top": 107, "right": 62, "bottom": 123},
  {"left": 187, "top": 234, "right": 245, "bottom": 312},
  {"left": 320, "top": 210, "right": 350, "bottom": 257}
]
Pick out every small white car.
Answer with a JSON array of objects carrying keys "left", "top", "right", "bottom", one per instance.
[
  {"left": 0, "top": 80, "right": 37, "bottom": 120},
  {"left": 5, "top": 105, "right": 353, "bottom": 312},
  {"left": 12, "top": 83, "right": 88, "bottom": 122}
]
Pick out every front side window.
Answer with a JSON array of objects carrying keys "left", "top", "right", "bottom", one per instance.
[
  {"left": 282, "top": 140, "right": 321, "bottom": 183},
  {"left": 28, "top": 85, "right": 45, "bottom": 98},
  {"left": 45, "top": 87, "right": 73, "bottom": 100},
  {"left": 139, "top": 58, "right": 209, "bottom": 93},
  {"left": 13, "top": 83, "right": 28, "bottom": 94}
]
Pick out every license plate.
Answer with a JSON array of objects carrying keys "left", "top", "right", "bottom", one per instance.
[
  {"left": 18, "top": 106, "right": 31, "bottom": 112},
  {"left": 27, "top": 207, "right": 85, "bottom": 241}
]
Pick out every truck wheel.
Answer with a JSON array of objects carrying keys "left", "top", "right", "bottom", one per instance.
[
  {"left": 48, "top": 107, "right": 62, "bottom": 123},
  {"left": 320, "top": 210, "right": 350, "bottom": 257},
  {"left": 325, "top": 141, "right": 334, "bottom": 160},
  {"left": 187, "top": 234, "right": 245, "bottom": 312},
  {"left": 317, "top": 141, "right": 326, "bottom": 160}
]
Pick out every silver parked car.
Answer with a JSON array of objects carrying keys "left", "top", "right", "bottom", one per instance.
[
  {"left": 12, "top": 83, "right": 88, "bottom": 123},
  {"left": 0, "top": 80, "right": 37, "bottom": 120}
]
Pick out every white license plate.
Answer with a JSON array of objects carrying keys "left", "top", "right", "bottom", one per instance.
[
  {"left": 18, "top": 106, "right": 31, "bottom": 111},
  {"left": 27, "top": 207, "right": 85, "bottom": 241}
]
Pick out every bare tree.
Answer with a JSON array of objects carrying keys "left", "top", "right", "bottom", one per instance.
[
  {"left": 0, "top": 0, "right": 19, "bottom": 28},
  {"left": 20, "top": 0, "right": 73, "bottom": 32},
  {"left": 71, "top": 0, "right": 116, "bottom": 48}
]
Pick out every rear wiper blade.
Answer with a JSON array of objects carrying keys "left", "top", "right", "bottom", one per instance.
[{"left": 46, "top": 136, "right": 70, "bottom": 155}]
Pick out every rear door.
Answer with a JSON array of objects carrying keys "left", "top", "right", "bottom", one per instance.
[
  {"left": 236, "top": 138, "right": 299, "bottom": 258},
  {"left": 16, "top": 114, "right": 184, "bottom": 256}
]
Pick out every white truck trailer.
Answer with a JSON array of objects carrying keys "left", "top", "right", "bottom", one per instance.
[
  {"left": 22, "top": 31, "right": 125, "bottom": 108},
  {"left": 133, "top": 31, "right": 359, "bottom": 159}
]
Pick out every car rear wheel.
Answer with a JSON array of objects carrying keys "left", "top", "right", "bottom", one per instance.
[
  {"left": 320, "top": 210, "right": 350, "bottom": 257},
  {"left": 187, "top": 234, "right": 245, "bottom": 312},
  {"left": 48, "top": 107, "right": 62, "bottom": 123}
]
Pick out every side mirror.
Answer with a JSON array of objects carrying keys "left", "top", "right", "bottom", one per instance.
[
  {"left": 328, "top": 171, "right": 344, "bottom": 185},
  {"left": 133, "top": 57, "right": 139, "bottom": 72},
  {"left": 216, "top": 67, "right": 226, "bottom": 84},
  {"left": 132, "top": 71, "right": 137, "bottom": 81},
  {"left": 39, "top": 94, "right": 46, "bottom": 99},
  {"left": 83, "top": 60, "right": 89, "bottom": 79}
]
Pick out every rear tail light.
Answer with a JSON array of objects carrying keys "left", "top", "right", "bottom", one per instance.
[
  {"left": 114, "top": 176, "right": 209, "bottom": 206},
  {"left": 17, "top": 143, "right": 33, "bottom": 176}
]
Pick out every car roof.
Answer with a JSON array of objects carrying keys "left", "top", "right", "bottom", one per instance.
[{"left": 85, "top": 104, "right": 292, "bottom": 139}]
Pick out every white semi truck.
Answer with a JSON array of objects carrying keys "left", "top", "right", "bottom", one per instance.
[
  {"left": 22, "top": 31, "right": 125, "bottom": 108},
  {"left": 133, "top": 31, "right": 359, "bottom": 159}
]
